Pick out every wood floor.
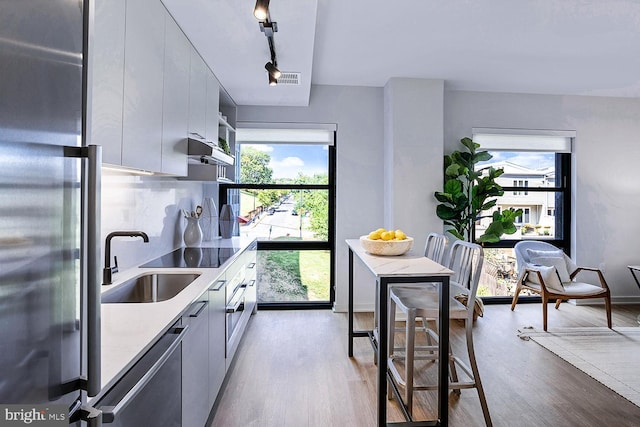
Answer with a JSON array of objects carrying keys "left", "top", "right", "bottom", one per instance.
[{"left": 209, "top": 303, "right": 640, "bottom": 427}]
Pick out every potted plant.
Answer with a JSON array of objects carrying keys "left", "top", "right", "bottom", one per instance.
[
  {"left": 434, "top": 137, "right": 522, "bottom": 243},
  {"left": 218, "top": 137, "right": 231, "bottom": 155}
]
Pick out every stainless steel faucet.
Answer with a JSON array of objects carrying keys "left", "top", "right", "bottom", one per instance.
[{"left": 103, "top": 231, "right": 149, "bottom": 285}]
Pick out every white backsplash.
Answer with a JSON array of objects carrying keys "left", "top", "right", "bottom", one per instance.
[{"left": 101, "top": 169, "right": 218, "bottom": 271}]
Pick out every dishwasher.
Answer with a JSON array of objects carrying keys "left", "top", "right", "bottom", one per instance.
[{"left": 90, "top": 322, "right": 187, "bottom": 426}]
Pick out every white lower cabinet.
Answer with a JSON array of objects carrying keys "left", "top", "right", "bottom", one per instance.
[
  {"left": 181, "top": 243, "right": 257, "bottom": 425},
  {"left": 181, "top": 299, "right": 209, "bottom": 427},
  {"left": 207, "top": 274, "right": 227, "bottom": 409}
]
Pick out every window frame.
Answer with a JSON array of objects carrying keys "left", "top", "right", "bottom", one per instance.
[
  {"left": 477, "top": 152, "right": 571, "bottom": 254},
  {"left": 471, "top": 129, "right": 573, "bottom": 304},
  {"left": 219, "top": 134, "right": 336, "bottom": 310}
]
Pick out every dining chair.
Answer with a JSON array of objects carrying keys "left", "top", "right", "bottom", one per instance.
[
  {"left": 511, "top": 240, "right": 612, "bottom": 331},
  {"left": 387, "top": 240, "right": 492, "bottom": 426}
]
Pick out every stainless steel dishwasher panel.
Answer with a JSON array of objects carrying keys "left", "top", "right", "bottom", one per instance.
[{"left": 93, "top": 322, "right": 187, "bottom": 426}]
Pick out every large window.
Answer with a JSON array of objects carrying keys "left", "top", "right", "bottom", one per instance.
[
  {"left": 220, "top": 124, "right": 335, "bottom": 308},
  {"left": 472, "top": 129, "right": 573, "bottom": 300}
]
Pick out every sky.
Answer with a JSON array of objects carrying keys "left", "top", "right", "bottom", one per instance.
[
  {"left": 241, "top": 145, "right": 554, "bottom": 178},
  {"left": 242, "top": 144, "right": 328, "bottom": 179},
  {"left": 481, "top": 151, "right": 555, "bottom": 170}
]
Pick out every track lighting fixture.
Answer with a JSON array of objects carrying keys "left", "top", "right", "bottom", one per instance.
[
  {"left": 253, "top": 0, "right": 270, "bottom": 21},
  {"left": 253, "top": 1, "right": 282, "bottom": 86},
  {"left": 265, "top": 61, "right": 281, "bottom": 79}
]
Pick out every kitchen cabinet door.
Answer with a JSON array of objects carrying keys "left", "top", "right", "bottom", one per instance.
[
  {"left": 122, "top": 0, "right": 165, "bottom": 172},
  {"left": 245, "top": 242, "right": 258, "bottom": 314},
  {"left": 205, "top": 72, "right": 220, "bottom": 144},
  {"left": 182, "top": 300, "right": 209, "bottom": 427},
  {"left": 208, "top": 274, "right": 227, "bottom": 408},
  {"left": 91, "top": 0, "right": 125, "bottom": 166},
  {"left": 188, "top": 48, "right": 207, "bottom": 141},
  {"left": 161, "top": 12, "right": 189, "bottom": 176}
]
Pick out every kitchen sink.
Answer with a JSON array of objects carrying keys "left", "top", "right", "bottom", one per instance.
[{"left": 102, "top": 273, "right": 201, "bottom": 303}]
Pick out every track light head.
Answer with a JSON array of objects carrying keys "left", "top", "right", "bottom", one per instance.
[
  {"left": 254, "top": 0, "right": 270, "bottom": 21},
  {"left": 269, "top": 73, "right": 278, "bottom": 86},
  {"left": 264, "top": 61, "right": 282, "bottom": 79}
]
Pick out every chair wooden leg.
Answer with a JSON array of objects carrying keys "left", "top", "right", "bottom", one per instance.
[
  {"left": 510, "top": 285, "right": 522, "bottom": 311},
  {"left": 465, "top": 322, "right": 493, "bottom": 427},
  {"left": 542, "top": 296, "right": 549, "bottom": 332},
  {"left": 405, "top": 308, "right": 416, "bottom": 415},
  {"left": 554, "top": 298, "right": 563, "bottom": 309},
  {"left": 605, "top": 295, "right": 612, "bottom": 329}
]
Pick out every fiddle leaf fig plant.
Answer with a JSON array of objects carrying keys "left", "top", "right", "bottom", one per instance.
[{"left": 434, "top": 137, "right": 523, "bottom": 243}]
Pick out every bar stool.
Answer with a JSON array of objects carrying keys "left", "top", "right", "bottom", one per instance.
[{"left": 387, "top": 240, "right": 492, "bottom": 426}]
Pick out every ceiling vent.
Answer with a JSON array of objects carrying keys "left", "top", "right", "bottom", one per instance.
[{"left": 277, "top": 72, "right": 300, "bottom": 85}]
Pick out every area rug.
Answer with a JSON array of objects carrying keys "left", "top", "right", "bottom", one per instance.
[{"left": 518, "top": 327, "right": 640, "bottom": 407}]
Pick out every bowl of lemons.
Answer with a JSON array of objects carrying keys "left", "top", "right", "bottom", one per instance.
[{"left": 360, "top": 228, "right": 414, "bottom": 256}]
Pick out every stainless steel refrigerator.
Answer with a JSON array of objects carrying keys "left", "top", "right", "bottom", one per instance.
[{"left": 0, "top": 0, "right": 101, "bottom": 424}]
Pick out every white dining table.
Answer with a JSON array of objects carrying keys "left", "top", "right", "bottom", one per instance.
[{"left": 346, "top": 239, "right": 454, "bottom": 426}]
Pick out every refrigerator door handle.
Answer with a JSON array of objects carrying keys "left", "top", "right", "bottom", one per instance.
[
  {"left": 86, "top": 144, "right": 102, "bottom": 397},
  {"left": 65, "top": 144, "right": 102, "bottom": 396}
]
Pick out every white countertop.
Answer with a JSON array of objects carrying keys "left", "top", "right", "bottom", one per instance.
[
  {"left": 95, "top": 236, "right": 255, "bottom": 398},
  {"left": 345, "top": 238, "right": 453, "bottom": 278}
]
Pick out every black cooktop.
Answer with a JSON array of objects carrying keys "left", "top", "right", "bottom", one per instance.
[{"left": 140, "top": 247, "right": 240, "bottom": 268}]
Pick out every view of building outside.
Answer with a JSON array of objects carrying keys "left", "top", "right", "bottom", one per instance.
[
  {"left": 234, "top": 143, "right": 331, "bottom": 303},
  {"left": 475, "top": 151, "right": 561, "bottom": 297}
]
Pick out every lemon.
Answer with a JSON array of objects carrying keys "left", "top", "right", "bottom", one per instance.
[
  {"left": 375, "top": 227, "right": 386, "bottom": 234},
  {"left": 368, "top": 231, "right": 382, "bottom": 240},
  {"left": 395, "top": 230, "right": 407, "bottom": 240},
  {"left": 380, "top": 231, "right": 393, "bottom": 241}
]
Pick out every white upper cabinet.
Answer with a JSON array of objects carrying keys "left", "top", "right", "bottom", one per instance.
[
  {"left": 188, "top": 48, "right": 207, "bottom": 141},
  {"left": 161, "top": 12, "right": 190, "bottom": 176},
  {"left": 91, "top": 0, "right": 126, "bottom": 165},
  {"left": 91, "top": 0, "right": 233, "bottom": 177},
  {"left": 122, "top": 0, "right": 165, "bottom": 172},
  {"left": 205, "top": 72, "right": 220, "bottom": 144}
]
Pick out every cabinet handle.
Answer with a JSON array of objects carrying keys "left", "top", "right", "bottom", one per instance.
[
  {"left": 226, "top": 285, "right": 246, "bottom": 313},
  {"left": 210, "top": 279, "right": 226, "bottom": 291},
  {"left": 189, "top": 301, "right": 208, "bottom": 317},
  {"left": 247, "top": 262, "right": 256, "bottom": 269},
  {"left": 248, "top": 279, "right": 256, "bottom": 287},
  {"left": 189, "top": 132, "right": 205, "bottom": 140}
]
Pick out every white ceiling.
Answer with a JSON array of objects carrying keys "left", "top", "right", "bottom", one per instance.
[{"left": 164, "top": 0, "right": 640, "bottom": 107}]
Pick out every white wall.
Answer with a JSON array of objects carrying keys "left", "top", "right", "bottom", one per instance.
[
  {"left": 383, "top": 78, "right": 444, "bottom": 241},
  {"left": 100, "top": 171, "right": 214, "bottom": 272},
  {"left": 444, "top": 90, "right": 640, "bottom": 302}
]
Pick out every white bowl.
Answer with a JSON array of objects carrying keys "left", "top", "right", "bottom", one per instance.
[{"left": 359, "top": 235, "right": 414, "bottom": 256}]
